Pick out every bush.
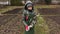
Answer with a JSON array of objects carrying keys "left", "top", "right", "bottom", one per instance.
[
  {"left": 45, "top": 0, "right": 52, "bottom": 5},
  {"left": 11, "top": 0, "right": 24, "bottom": 6},
  {"left": 35, "top": 15, "right": 49, "bottom": 34}
]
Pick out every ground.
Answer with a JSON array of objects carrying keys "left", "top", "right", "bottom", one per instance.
[
  {"left": 0, "top": 5, "right": 60, "bottom": 34},
  {"left": 38, "top": 8, "right": 60, "bottom": 34}
]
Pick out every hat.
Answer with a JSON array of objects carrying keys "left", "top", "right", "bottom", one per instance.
[
  {"left": 24, "top": 1, "right": 34, "bottom": 10},
  {"left": 25, "top": 1, "right": 32, "bottom": 5}
]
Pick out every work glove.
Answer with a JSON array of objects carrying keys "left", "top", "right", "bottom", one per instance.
[
  {"left": 25, "top": 25, "right": 30, "bottom": 31},
  {"left": 25, "top": 24, "right": 34, "bottom": 31},
  {"left": 29, "top": 24, "right": 33, "bottom": 28}
]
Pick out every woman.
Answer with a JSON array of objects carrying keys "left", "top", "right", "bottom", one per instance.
[{"left": 22, "top": 1, "right": 36, "bottom": 34}]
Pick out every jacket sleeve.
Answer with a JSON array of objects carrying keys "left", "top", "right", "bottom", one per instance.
[
  {"left": 29, "top": 12, "right": 37, "bottom": 27},
  {"left": 22, "top": 10, "right": 28, "bottom": 26}
]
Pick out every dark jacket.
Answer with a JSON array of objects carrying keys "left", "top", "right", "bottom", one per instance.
[
  {"left": 22, "top": 1, "right": 36, "bottom": 26},
  {"left": 22, "top": 1, "right": 36, "bottom": 34}
]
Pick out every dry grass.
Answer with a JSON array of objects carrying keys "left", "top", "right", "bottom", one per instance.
[
  {"left": 0, "top": 6, "right": 23, "bottom": 13},
  {"left": 35, "top": 5, "right": 60, "bottom": 8}
]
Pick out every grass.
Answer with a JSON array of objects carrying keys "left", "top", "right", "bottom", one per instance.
[
  {"left": 0, "top": 6, "right": 23, "bottom": 14},
  {"left": 35, "top": 5, "right": 60, "bottom": 8}
]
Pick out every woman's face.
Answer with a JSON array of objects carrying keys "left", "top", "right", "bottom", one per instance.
[{"left": 28, "top": 6, "right": 32, "bottom": 10}]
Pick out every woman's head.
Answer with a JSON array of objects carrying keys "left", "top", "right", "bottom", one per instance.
[
  {"left": 27, "top": 6, "right": 32, "bottom": 10},
  {"left": 25, "top": 1, "right": 34, "bottom": 11}
]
